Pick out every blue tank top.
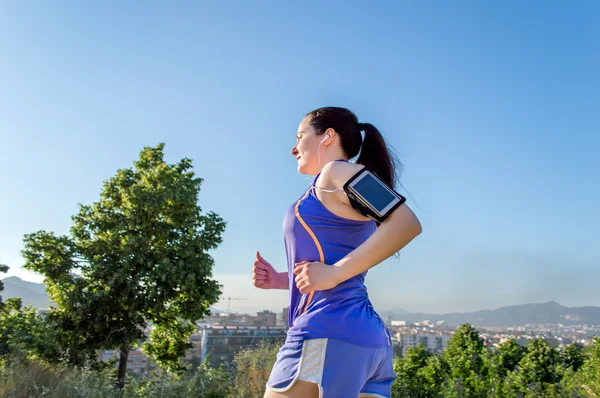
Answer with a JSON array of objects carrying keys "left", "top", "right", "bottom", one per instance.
[{"left": 283, "top": 165, "right": 391, "bottom": 347}]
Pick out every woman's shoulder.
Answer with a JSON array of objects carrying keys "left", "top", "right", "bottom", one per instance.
[{"left": 320, "top": 160, "right": 365, "bottom": 188}]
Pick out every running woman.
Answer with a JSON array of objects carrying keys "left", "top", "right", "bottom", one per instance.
[{"left": 253, "top": 106, "right": 422, "bottom": 398}]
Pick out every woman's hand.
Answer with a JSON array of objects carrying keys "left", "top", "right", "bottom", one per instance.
[
  {"left": 253, "top": 251, "right": 288, "bottom": 290},
  {"left": 293, "top": 261, "right": 342, "bottom": 294}
]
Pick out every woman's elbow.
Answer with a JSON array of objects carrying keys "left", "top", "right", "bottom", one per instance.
[
  {"left": 413, "top": 218, "right": 423, "bottom": 237},
  {"left": 407, "top": 212, "right": 422, "bottom": 238},
  {"left": 392, "top": 205, "right": 422, "bottom": 238}
]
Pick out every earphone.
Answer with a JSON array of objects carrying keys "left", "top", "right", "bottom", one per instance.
[{"left": 320, "top": 134, "right": 330, "bottom": 144}]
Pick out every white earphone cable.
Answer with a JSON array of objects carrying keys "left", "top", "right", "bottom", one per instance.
[{"left": 304, "top": 134, "right": 344, "bottom": 193}]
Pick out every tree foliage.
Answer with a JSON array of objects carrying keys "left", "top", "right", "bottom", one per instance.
[
  {"left": 1, "top": 316, "right": 600, "bottom": 397},
  {"left": 567, "top": 337, "right": 600, "bottom": 397},
  {"left": 498, "top": 337, "right": 526, "bottom": 374},
  {"left": 21, "top": 143, "right": 226, "bottom": 387},
  {"left": 503, "top": 338, "right": 564, "bottom": 396},
  {"left": 562, "top": 343, "right": 585, "bottom": 372},
  {"left": 389, "top": 325, "right": 598, "bottom": 398},
  {"left": 142, "top": 321, "right": 195, "bottom": 373},
  {"left": 442, "top": 323, "right": 490, "bottom": 397},
  {"left": 0, "top": 262, "right": 8, "bottom": 308},
  {"left": 392, "top": 343, "right": 437, "bottom": 397}
]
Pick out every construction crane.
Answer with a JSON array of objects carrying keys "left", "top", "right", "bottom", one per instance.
[{"left": 219, "top": 295, "right": 248, "bottom": 313}]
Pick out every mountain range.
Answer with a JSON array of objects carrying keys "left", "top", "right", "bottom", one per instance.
[
  {"left": 383, "top": 301, "right": 600, "bottom": 326},
  {"left": 0, "top": 276, "right": 225, "bottom": 313},
  {"left": 1, "top": 276, "right": 53, "bottom": 308},
  {"left": 2, "top": 277, "right": 600, "bottom": 326}
]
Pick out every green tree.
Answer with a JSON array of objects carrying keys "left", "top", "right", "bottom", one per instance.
[
  {"left": 0, "top": 264, "right": 39, "bottom": 364},
  {"left": 0, "top": 262, "right": 8, "bottom": 308},
  {"left": 504, "top": 338, "right": 565, "bottom": 397},
  {"left": 498, "top": 338, "right": 526, "bottom": 374},
  {"left": 561, "top": 342, "right": 584, "bottom": 372},
  {"left": 567, "top": 336, "right": 600, "bottom": 397},
  {"left": 482, "top": 339, "right": 526, "bottom": 397},
  {"left": 442, "top": 323, "right": 490, "bottom": 397},
  {"left": 421, "top": 354, "right": 450, "bottom": 397},
  {"left": 392, "top": 344, "right": 433, "bottom": 397},
  {"left": 0, "top": 263, "right": 65, "bottom": 368},
  {"left": 142, "top": 320, "right": 195, "bottom": 373},
  {"left": 21, "top": 143, "right": 226, "bottom": 388},
  {"left": 0, "top": 297, "right": 61, "bottom": 367}
]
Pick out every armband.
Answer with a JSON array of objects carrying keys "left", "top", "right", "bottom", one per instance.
[{"left": 343, "top": 168, "right": 406, "bottom": 224}]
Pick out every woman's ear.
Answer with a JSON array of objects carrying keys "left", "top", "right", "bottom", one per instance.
[{"left": 322, "top": 128, "right": 336, "bottom": 145}]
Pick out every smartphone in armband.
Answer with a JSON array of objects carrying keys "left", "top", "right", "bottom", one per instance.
[{"left": 343, "top": 168, "right": 406, "bottom": 224}]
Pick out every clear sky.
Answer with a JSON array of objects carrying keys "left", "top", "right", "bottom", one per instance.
[{"left": 1, "top": 1, "right": 598, "bottom": 315}]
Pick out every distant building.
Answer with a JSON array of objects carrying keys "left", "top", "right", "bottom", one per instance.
[
  {"left": 516, "top": 337, "right": 529, "bottom": 346},
  {"left": 398, "top": 333, "right": 451, "bottom": 354},
  {"left": 282, "top": 307, "right": 289, "bottom": 328},
  {"left": 98, "top": 347, "right": 157, "bottom": 375},
  {"left": 199, "top": 325, "right": 287, "bottom": 367},
  {"left": 202, "top": 312, "right": 259, "bottom": 326},
  {"left": 391, "top": 320, "right": 406, "bottom": 327},
  {"left": 97, "top": 324, "right": 287, "bottom": 374},
  {"left": 257, "top": 310, "right": 277, "bottom": 326},
  {"left": 184, "top": 331, "right": 204, "bottom": 364}
]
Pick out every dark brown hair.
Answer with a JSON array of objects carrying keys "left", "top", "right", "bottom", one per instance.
[{"left": 305, "top": 106, "right": 401, "bottom": 188}]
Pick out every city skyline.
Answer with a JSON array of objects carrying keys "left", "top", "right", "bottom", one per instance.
[{"left": 3, "top": 274, "right": 600, "bottom": 321}]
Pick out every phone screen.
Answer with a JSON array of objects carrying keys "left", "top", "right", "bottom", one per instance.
[{"left": 351, "top": 173, "right": 398, "bottom": 214}]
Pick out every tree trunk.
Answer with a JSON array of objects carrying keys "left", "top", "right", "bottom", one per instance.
[{"left": 118, "top": 346, "right": 129, "bottom": 389}]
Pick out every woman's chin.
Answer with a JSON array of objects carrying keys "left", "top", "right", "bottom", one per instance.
[{"left": 297, "top": 164, "right": 312, "bottom": 175}]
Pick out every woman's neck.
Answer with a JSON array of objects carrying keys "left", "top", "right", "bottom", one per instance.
[{"left": 312, "top": 149, "right": 348, "bottom": 175}]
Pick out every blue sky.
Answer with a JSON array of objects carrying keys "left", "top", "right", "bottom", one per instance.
[{"left": 1, "top": 1, "right": 598, "bottom": 314}]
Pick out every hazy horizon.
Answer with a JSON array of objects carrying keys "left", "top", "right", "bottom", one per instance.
[{"left": 1, "top": 273, "right": 597, "bottom": 316}]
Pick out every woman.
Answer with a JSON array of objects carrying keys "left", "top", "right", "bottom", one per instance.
[{"left": 253, "top": 107, "right": 422, "bottom": 398}]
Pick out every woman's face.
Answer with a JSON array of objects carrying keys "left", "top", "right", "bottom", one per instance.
[{"left": 290, "top": 117, "right": 323, "bottom": 175}]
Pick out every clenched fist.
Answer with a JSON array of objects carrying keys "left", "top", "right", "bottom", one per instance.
[
  {"left": 253, "top": 251, "right": 288, "bottom": 290},
  {"left": 293, "top": 261, "right": 342, "bottom": 294}
]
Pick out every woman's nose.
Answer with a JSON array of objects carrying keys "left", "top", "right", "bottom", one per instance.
[{"left": 291, "top": 146, "right": 299, "bottom": 156}]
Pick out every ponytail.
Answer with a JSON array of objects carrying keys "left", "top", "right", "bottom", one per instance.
[
  {"left": 357, "top": 123, "right": 399, "bottom": 188},
  {"left": 305, "top": 107, "right": 402, "bottom": 189}
]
